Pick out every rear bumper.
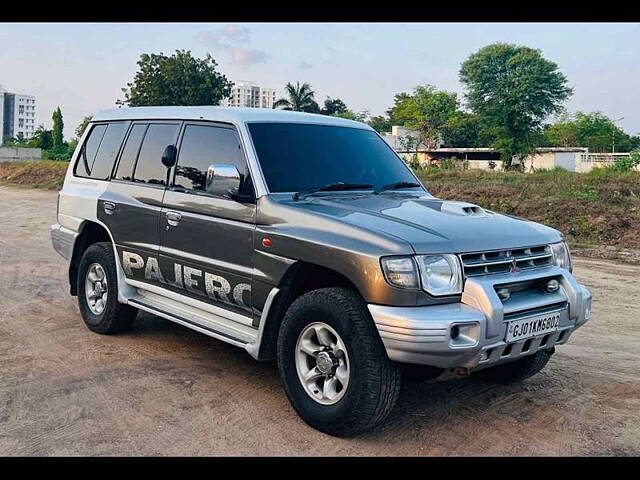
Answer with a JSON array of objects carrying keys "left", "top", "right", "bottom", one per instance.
[
  {"left": 50, "top": 223, "right": 78, "bottom": 260},
  {"left": 368, "top": 266, "right": 592, "bottom": 370}
]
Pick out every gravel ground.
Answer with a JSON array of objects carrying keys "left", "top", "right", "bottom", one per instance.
[{"left": 0, "top": 185, "right": 638, "bottom": 456}]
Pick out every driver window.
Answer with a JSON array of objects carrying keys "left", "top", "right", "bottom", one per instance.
[{"left": 174, "top": 124, "right": 252, "bottom": 197}]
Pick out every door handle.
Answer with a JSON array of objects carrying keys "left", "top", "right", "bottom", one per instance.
[
  {"left": 103, "top": 201, "right": 116, "bottom": 215},
  {"left": 166, "top": 211, "right": 182, "bottom": 227}
]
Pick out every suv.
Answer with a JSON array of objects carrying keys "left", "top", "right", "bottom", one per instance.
[{"left": 51, "top": 107, "right": 592, "bottom": 436}]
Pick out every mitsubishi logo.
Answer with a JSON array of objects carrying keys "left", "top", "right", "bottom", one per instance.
[{"left": 510, "top": 258, "right": 521, "bottom": 273}]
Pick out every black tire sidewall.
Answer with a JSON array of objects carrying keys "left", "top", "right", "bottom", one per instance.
[
  {"left": 277, "top": 288, "right": 395, "bottom": 435},
  {"left": 77, "top": 243, "right": 120, "bottom": 333}
]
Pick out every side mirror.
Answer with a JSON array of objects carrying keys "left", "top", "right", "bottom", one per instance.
[
  {"left": 161, "top": 145, "right": 177, "bottom": 168},
  {"left": 205, "top": 164, "right": 241, "bottom": 198}
]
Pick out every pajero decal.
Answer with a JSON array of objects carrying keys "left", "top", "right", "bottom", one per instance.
[{"left": 122, "top": 250, "right": 251, "bottom": 312}]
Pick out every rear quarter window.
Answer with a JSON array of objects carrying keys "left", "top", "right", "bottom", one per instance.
[{"left": 74, "top": 122, "right": 128, "bottom": 180}]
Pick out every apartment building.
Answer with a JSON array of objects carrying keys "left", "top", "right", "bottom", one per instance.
[
  {"left": 0, "top": 85, "right": 37, "bottom": 144},
  {"left": 221, "top": 81, "right": 277, "bottom": 109}
]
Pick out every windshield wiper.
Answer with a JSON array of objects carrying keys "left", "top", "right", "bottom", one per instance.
[
  {"left": 375, "top": 181, "right": 422, "bottom": 194},
  {"left": 293, "top": 182, "right": 374, "bottom": 201}
]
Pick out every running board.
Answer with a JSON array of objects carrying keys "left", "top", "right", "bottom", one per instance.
[
  {"left": 128, "top": 296, "right": 255, "bottom": 347},
  {"left": 126, "top": 286, "right": 281, "bottom": 360}
]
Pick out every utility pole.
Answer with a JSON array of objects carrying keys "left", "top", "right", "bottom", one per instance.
[{"left": 612, "top": 117, "right": 624, "bottom": 155}]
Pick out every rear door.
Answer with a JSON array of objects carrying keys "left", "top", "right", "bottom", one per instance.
[
  {"left": 98, "top": 121, "right": 181, "bottom": 288},
  {"left": 158, "top": 122, "right": 257, "bottom": 319}
]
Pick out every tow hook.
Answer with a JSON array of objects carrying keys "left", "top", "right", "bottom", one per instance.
[{"left": 453, "top": 367, "right": 470, "bottom": 377}]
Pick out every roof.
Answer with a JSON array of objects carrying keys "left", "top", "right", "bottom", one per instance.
[{"left": 92, "top": 106, "right": 371, "bottom": 130}]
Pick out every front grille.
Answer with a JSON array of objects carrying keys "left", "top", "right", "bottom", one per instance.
[{"left": 460, "top": 245, "right": 553, "bottom": 277}]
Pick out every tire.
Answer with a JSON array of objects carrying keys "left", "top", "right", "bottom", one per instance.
[
  {"left": 77, "top": 242, "right": 137, "bottom": 334},
  {"left": 277, "top": 287, "right": 401, "bottom": 437},
  {"left": 474, "top": 347, "right": 555, "bottom": 384}
]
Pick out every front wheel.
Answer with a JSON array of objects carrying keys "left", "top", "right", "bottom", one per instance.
[{"left": 277, "top": 287, "right": 401, "bottom": 437}]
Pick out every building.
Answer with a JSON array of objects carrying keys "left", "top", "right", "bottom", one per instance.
[
  {"left": 0, "top": 85, "right": 37, "bottom": 145},
  {"left": 393, "top": 146, "right": 636, "bottom": 172},
  {"left": 221, "top": 81, "right": 277, "bottom": 109},
  {"left": 381, "top": 126, "right": 440, "bottom": 151}
]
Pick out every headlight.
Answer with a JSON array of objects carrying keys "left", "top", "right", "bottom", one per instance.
[
  {"left": 550, "top": 241, "right": 572, "bottom": 272},
  {"left": 380, "top": 256, "right": 420, "bottom": 289},
  {"left": 415, "top": 254, "right": 463, "bottom": 296}
]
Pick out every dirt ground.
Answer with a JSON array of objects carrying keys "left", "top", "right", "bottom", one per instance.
[{"left": 0, "top": 185, "right": 638, "bottom": 456}]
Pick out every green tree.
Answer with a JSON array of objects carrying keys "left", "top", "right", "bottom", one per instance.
[
  {"left": 273, "top": 82, "right": 320, "bottom": 113},
  {"left": 544, "top": 112, "right": 636, "bottom": 152},
  {"left": 333, "top": 110, "right": 369, "bottom": 122},
  {"left": 75, "top": 115, "right": 93, "bottom": 139},
  {"left": 118, "top": 50, "right": 233, "bottom": 106},
  {"left": 29, "top": 125, "right": 53, "bottom": 149},
  {"left": 52, "top": 107, "right": 64, "bottom": 148},
  {"left": 387, "top": 85, "right": 462, "bottom": 149},
  {"left": 460, "top": 43, "right": 572, "bottom": 167},
  {"left": 367, "top": 115, "right": 392, "bottom": 133},
  {"left": 321, "top": 97, "right": 348, "bottom": 116}
]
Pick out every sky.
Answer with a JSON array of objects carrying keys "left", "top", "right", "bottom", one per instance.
[{"left": 1, "top": 22, "right": 639, "bottom": 140}]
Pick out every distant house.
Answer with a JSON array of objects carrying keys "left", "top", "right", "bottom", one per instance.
[
  {"left": 380, "top": 126, "right": 441, "bottom": 151},
  {"left": 391, "top": 143, "right": 634, "bottom": 172}
]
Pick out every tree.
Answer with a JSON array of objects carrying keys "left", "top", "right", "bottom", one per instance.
[
  {"left": 460, "top": 43, "right": 572, "bottom": 167},
  {"left": 544, "top": 111, "right": 636, "bottom": 152},
  {"left": 333, "top": 110, "right": 369, "bottom": 122},
  {"left": 321, "top": 97, "right": 348, "bottom": 116},
  {"left": 387, "top": 85, "right": 462, "bottom": 150},
  {"left": 30, "top": 125, "right": 53, "bottom": 150},
  {"left": 118, "top": 50, "right": 233, "bottom": 106},
  {"left": 367, "top": 115, "right": 392, "bottom": 133},
  {"left": 52, "top": 107, "right": 64, "bottom": 148},
  {"left": 273, "top": 82, "right": 320, "bottom": 113},
  {"left": 75, "top": 115, "right": 93, "bottom": 139}
]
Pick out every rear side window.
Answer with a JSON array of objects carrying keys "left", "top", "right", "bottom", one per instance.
[
  {"left": 114, "top": 124, "right": 147, "bottom": 181},
  {"left": 131, "top": 123, "right": 179, "bottom": 185},
  {"left": 174, "top": 124, "right": 250, "bottom": 194},
  {"left": 74, "top": 123, "right": 127, "bottom": 179}
]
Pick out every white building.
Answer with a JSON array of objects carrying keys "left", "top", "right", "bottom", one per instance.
[
  {"left": 0, "top": 85, "right": 37, "bottom": 144},
  {"left": 381, "top": 126, "right": 440, "bottom": 151},
  {"left": 221, "top": 81, "right": 277, "bottom": 109}
]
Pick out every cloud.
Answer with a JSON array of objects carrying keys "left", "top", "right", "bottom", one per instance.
[
  {"left": 220, "top": 24, "right": 250, "bottom": 43},
  {"left": 298, "top": 61, "right": 313, "bottom": 70},
  {"left": 229, "top": 47, "right": 268, "bottom": 66},
  {"left": 195, "top": 25, "right": 266, "bottom": 66},
  {"left": 195, "top": 30, "right": 222, "bottom": 47}
]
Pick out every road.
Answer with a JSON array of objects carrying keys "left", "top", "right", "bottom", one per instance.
[{"left": 0, "top": 185, "right": 638, "bottom": 456}]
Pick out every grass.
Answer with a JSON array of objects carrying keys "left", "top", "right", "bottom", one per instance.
[
  {"left": 2, "top": 161, "right": 639, "bottom": 250},
  {"left": 0, "top": 160, "right": 68, "bottom": 190}
]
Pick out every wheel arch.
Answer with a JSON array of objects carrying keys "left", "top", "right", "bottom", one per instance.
[
  {"left": 254, "top": 261, "right": 367, "bottom": 362},
  {"left": 68, "top": 221, "right": 112, "bottom": 296}
]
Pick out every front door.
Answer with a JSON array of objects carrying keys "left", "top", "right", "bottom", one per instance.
[{"left": 158, "top": 122, "right": 257, "bottom": 320}]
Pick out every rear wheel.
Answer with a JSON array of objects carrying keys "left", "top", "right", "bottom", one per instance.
[
  {"left": 77, "top": 242, "right": 137, "bottom": 334},
  {"left": 474, "top": 347, "right": 554, "bottom": 384},
  {"left": 277, "top": 287, "right": 401, "bottom": 437}
]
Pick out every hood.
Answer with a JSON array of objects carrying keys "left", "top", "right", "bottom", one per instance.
[{"left": 288, "top": 193, "right": 562, "bottom": 254}]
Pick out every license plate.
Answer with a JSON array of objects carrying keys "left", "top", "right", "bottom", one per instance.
[{"left": 505, "top": 311, "right": 560, "bottom": 343}]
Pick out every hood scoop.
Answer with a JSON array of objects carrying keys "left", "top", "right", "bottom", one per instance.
[{"left": 440, "top": 201, "right": 490, "bottom": 217}]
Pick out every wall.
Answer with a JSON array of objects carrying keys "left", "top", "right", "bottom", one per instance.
[{"left": 0, "top": 147, "right": 42, "bottom": 162}]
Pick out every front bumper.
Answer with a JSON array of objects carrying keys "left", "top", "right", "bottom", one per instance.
[{"left": 368, "top": 266, "right": 592, "bottom": 370}]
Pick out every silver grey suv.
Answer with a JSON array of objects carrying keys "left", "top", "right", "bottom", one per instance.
[{"left": 51, "top": 106, "right": 592, "bottom": 436}]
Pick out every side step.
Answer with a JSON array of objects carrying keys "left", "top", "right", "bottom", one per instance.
[{"left": 128, "top": 294, "right": 257, "bottom": 348}]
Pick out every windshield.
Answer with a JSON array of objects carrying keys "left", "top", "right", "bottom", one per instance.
[{"left": 247, "top": 122, "right": 421, "bottom": 193}]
